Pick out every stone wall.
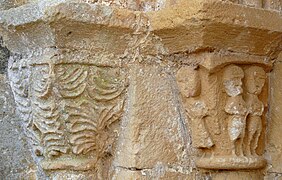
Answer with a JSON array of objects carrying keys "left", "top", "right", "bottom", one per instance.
[
  {"left": 0, "top": 0, "right": 282, "bottom": 179},
  {"left": 0, "top": 38, "right": 41, "bottom": 179},
  {"left": 267, "top": 52, "right": 282, "bottom": 180}
]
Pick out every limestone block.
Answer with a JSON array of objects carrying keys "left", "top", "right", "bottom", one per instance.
[
  {"left": 148, "top": 0, "right": 282, "bottom": 56},
  {"left": 0, "top": 74, "right": 41, "bottom": 179},
  {"left": 113, "top": 63, "right": 191, "bottom": 169},
  {"left": 0, "top": 0, "right": 282, "bottom": 179},
  {"left": 268, "top": 53, "right": 282, "bottom": 174}
]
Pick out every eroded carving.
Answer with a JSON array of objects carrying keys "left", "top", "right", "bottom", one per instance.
[
  {"left": 9, "top": 57, "right": 126, "bottom": 171},
  {"left": 9, "top": 56, "right": 42, "bottom": 156},
  {"left": 176, "top": 66, "right": 214, "bottom": 149},
  {"left": 223, "top": 65, "right": 247, "bottom": 156},
  {"left": 177, "top": 63, "right": 268, "bottom": 170},
  {"left": 244, "top": 66, "right": 266, "bottom": 156},
  {"left": 31, "top": 64, "right": 68, "bottom": 158}
]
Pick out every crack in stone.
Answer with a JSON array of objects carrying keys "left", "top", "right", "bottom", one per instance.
[
  {"left": 115, "top": 166, "right": 152, "bottom": 172},
  {"left": 0, "top": 37, "right": 10, "bottom": 74}
]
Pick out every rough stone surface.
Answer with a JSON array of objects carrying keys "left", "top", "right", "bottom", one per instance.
[
  {"left": 0, "top": 38, "right": 9, "bottom": 74},
  {"left": 0, "top": 0, "right": 282, "bottom": 179},
  {"left": 267, "top": 52, "right": 282, "bottom": 177},
  {"left": 0, "top": 43, "right": 38, "bottom": 179}
]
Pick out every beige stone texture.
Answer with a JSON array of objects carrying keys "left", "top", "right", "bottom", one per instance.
[
  {"left": 0, "top": 0, "right": 282, "bottom": 179},
  {"left": 268, "top": 52, "right": 282, "bottom": 175},
  {"left": 113, "top": 64, "right": 189, "bottom": 169}
]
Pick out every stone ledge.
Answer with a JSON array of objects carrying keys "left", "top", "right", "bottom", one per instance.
[
  {"left": 196, "top": 156, "right": 267, "bottom": 170},
  {"left": 0, "top": 0, "right": 281, "bottom": 57}
]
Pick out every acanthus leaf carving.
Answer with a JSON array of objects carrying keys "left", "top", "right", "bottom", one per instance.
[
  {"left": 31, "top": 64, "right": 69, "bottom": 158},
  {"left": 8, "top": 55, "right": 43, "bottom": 155},
  {"left": 9, "top": 56, "right": 127, "bottom": 171}
]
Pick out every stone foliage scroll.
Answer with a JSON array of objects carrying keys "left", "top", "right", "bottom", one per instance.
[
  {"left": 8, "top": 56, "right": 126, "bottom": 171},
  {"left": 177, "top": 62, "right": 268, "bottom": 170}
]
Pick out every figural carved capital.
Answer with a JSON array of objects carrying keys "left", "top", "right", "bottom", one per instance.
[
  {"left": 176, "top": 53, "right": 270, "bottom": 170},
  {"left": 0, "top": 0, "right": 282, "bottom": 176}
]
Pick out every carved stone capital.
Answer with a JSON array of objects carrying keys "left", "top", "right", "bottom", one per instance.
[{"left": 0, "top": 0, "right": 282, "bottom": 178}]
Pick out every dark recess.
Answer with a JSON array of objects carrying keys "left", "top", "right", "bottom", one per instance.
[{"left": 0, "top": 37, "right": 10, "bottom": 74}]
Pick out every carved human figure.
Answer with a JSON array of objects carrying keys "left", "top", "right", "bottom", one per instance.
[
  {"left": 244, "top": 66, "right": 266, "bottom": 156},
  {"left": 223, "top": 65, "right": 247, "bottom": 156},
  {"left": 176, "top": 67, "right": 214, "bottom": 149}
]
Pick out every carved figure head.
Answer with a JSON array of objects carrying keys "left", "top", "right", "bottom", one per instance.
[
  {"left": 176, "top": 66, "right": 201, "bottom": 98},
  {"left": 223, "top": 65, "right": 244, "bottom": 97},
  {"left": 244, "top": 66, "right": 266, "bottom": 95}
]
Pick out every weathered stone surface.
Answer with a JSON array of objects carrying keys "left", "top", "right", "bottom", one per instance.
[
  {"left": 176, "top": 53, "right": 269, "bottom": 171},
  {"left": 0, "top": 71, "right": 37, "bottom": 178},
  {"left": 149, "top": 0, "right": 282, "bottom": 57},
  {"left": 0, "top": 0, "right": 282, "bottom": 179},
  {"left": 267, "top": 52, "right": 282, "bottom": 175},
  {"left": 0, "top": 0, "right": 26, "bottom": 10},
  {"left": 113, "top": 63, "right": 193, "bottom": 172},
  {"left": 0, "top": 38, "right": 9, "bottom": 74},
  {"left": 0, "top": 36, "right": 47, "bottom": 179}
]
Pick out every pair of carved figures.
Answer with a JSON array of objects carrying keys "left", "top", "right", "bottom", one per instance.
[
  {"left": 177, "top": 65, "right": 266, "bottom": 159},
  {"left": 224, "top": 65, "right": 265, "bottom": 157}
]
